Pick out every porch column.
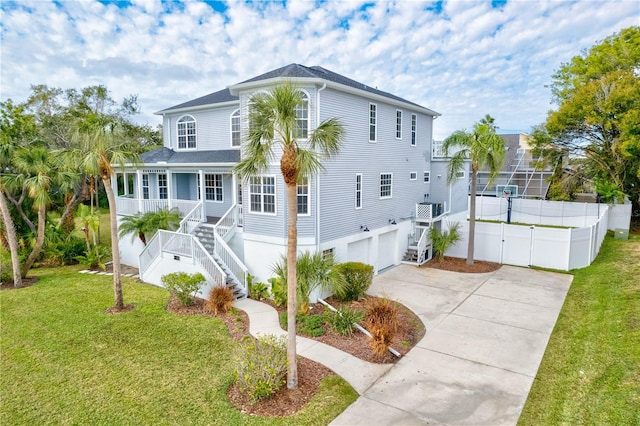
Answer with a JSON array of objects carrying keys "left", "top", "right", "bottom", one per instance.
[
  {"left": 232, "top": 173, "right": 237, "bottom": 205},
  {"left": 199, "top": 169, "right": 205, "bottom": 203},
  {"left": 167, "top": 170, "right": 173, "bottom": 209},
  {"left": 136, "top": 169, "right": 143, "bottom": 213}
]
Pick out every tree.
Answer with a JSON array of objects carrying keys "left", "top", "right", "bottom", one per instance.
[
  {"left": 118, "top": 208, "right": 182, "bottom": 245},
  {"left": 443, "top": 117, "right": 506, "bottom": 265},
  {"left": 234, "top": 83, "right": 344, "bottom": 389},
  {"left": 532, "top": 26, "right": 640, "bottom": 213}
]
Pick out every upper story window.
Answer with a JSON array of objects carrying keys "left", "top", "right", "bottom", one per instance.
[
  {"left": 396, "top": 110, "right": 402, "bottom": 139},
  {"left": 355, "top": 173, "right": 362, "bottom": 209},
  {"left": 380, "top": 173, "right": 392, "bottom": 199},
  {"left": 424, "top": 171, "right": 430, "bottom": 183},
  {"left": 231, "top": 109, "right": 241, "bottom": 147},
  {"left": 249, "top": 176, "right": 276, "bottom": 214},
  {"left": 177, "top": 115, "right": 197, "bottom": 149},
  {"left": 294, "top": 92, "right": 309, "bottom": 139},
  {"left": 456, "top": 171, "right": 465, "bottom": 179},
  {"left": 297, "top": 177, "right": 309, "bottom": 215},
  {"left": 369, "top": 103, "right": 377, "bottom": 143},
  {"left": 411, "top": 114, "right": 417, "bottom": 146},
  {"left": 410, "top": 172, "right": 417, "bottom": 181}
]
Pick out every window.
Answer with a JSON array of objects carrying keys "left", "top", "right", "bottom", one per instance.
[
  {"left": 249, "top": 176, "right": 276, "bottom": 214},
  {"left": 117, "top": 174, "right": 125, "bottom": 196},
  {"left": 205, "top": 174, "right": 223, "bottom": 202},
  {"left": 355, "top": 174, "right": 362, "bottom": 209},
  {"left": 177, "top": 115, "right": 196, "bottom": 149},
  {"left": 380, "top": 173, "right": 392, "bottom": 199},
  {"left": 294, "top": 92, "right": 309, "bottom": 139},
  {"left": 423, "top": 171, "right": 430, "bottom": 183},
  {"left": 126, "top": 174, "right": 134, "bottom": 196},
  {"left": 410, "top": 172, "right": 417, "bottom": 181},
  {"left": 322, "top": 248, "right": 335, "bottom": 260},
  {"left": 369, "top": 104, "right": 377, "bottom": 142},
  {"left": 158, "top": 173, "right": 167, "bottom": 199},
  {"left": 231, "top": 109, "right": 241, "bottom": 147},
  {"left": 411, "top": 113, "right": 417, "bottom": 146},
  {"left": 456, "top": 171, "right": 465, "bottom": 179},
  {"left": 396, "top": 110, "right": 402, "bottom": 139},
  {"left": 297, "top": 178, "right": 309, "bottom": 215},
  {"left": 142, "top": 174, "right": 149, "bottom": 199}
]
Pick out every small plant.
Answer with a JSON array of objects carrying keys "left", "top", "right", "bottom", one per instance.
[
  {"left": 327, "top": 307, "right": 364, "bottom": 336},
  {"left": 333, "top": 262, "right": 374, "bottom": 301},
  {"left": 161, "top": 272, "right": 205, "bottom": 306},
  {"left": 232, "top": 334, "right": 287, "bottom": 403},
  {"left": 249, "top": 281, "right": 269, "bottom": 300},
  {"left": 74, "top": 245, "right": 110, "bottom": 271},
  {"left": 364, "top": 297, "right": 399, "bottom": 358},
  {"left": 268, "top": 277, "right": 287, "bottom": 307},
  {"left": 429, "top": 221, "right": 461, "bottom": 262},
  {"left": 206, "top": 285, "right": 234, "bottom": 315},
  {"left": 280, "top": 312, "right": 325, "bottom": 337}
]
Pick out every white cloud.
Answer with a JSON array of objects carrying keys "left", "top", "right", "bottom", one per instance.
[{"left": 1, "top": 0, "right": 637, "bottom": 138}]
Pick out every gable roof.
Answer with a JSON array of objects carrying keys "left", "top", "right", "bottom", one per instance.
[
  {"left": 141, "top": 147, "right": 240, "bottom": 165},
  {"left": 156, "top": 63, "right": 439, "bottom": 116}
]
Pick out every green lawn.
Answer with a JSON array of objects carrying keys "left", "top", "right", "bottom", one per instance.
[
  {"left": 0, "top": 266, "right": 357, "bottom": 425},
  {"left": 519, "top": 234, "right": 640, "bottom": 425}
]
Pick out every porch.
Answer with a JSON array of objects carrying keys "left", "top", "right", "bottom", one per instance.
[{"left": 402, "top": 201, "right": 448, "bottom": 265}]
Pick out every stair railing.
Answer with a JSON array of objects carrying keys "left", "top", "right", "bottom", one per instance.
[
  {"left": 179, "top": 201, "right": 204, "bottom": 234},
  {"left": 213, "top": 233, "right": 248, "bottom": 294},
  {"left": 138, "top": 231, "right": 161, "bottom": 282},
  {"left": 416, "top": 228, "right": 430, "bottom": 265},
  {"left": 215, "top": 203, "right": 237, "bottom": 241}
]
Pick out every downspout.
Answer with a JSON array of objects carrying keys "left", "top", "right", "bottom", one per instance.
[{"left": 316, "top": 83, "right": 327, "bottom": 252}]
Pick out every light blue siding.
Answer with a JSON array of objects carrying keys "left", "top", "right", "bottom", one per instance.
[{"left": 163, "top": 105, "right": 240, "bottom": 151}]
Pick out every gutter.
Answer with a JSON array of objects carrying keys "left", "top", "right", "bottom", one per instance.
[{"left": 316, "top": 83, "right": 327, "bottom": 252}]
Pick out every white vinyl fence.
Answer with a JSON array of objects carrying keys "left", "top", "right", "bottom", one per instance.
[{"left": 443, "top": 197, "right": 626, "bottom": 270}]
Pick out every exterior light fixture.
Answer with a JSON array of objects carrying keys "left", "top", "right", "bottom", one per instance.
[
  {"left": 388, "top": 219, "right": 397, "bottom": 225},
  {"left": 361, "top": 225, "right": 370, "bottom": 232}
]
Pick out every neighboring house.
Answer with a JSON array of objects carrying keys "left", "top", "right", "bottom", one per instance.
[
  {"left": 433, "top": 133, "right": 552, "bottom": 199},
  {"left": 115, "top": 64, "right": 469, "bottom": 298}
]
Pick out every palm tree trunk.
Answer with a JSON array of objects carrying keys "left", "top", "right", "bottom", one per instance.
[
  {"left": 21, "top": 205, "right": 46, "bottom": 278},
  {"left": 0, "top": 190, "right": 22, "bottom": 288},
  {"left": 467, "top": 169, "right": 477, "bottom": 265},
  {"left": 285, "top": 182, "right": 298, "bottom": 390},
  {"left": 60, "top": 177, "right": 89, "bottom": 237},
  {"left": 103, "top": 175, "right": 124, "bottom": 309}
]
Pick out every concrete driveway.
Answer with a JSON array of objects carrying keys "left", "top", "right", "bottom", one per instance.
[{"left": 331, "top": 264, "right": 573, "bottom": 425}]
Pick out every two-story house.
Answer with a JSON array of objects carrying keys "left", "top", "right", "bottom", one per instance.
[{"left": 115, "top": 64, "right": 469, "bottom": 298}]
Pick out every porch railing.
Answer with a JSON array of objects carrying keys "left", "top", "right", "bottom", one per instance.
[
  {"left": 215, "top": 203, "right": 238, "bottom": 241},
  {"left": 415, "top": 202, "right": 447, "bottom": 221},
  {"left": 116, "top": 196, "right": 199, "bottom": 218},
  {"left": 179, "top": 201, "right": 204, "bottom": 234},
  {"left": 139, "top": 231, "right": 161, "bottom": 281}
]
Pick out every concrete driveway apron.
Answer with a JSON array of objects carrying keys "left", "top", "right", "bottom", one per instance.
[{"left": 331, "top": 264, "right": 572, "bottom": 426}]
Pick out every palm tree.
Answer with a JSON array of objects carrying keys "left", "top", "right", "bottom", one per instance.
[
  {"left": 63, "top": 116, "right": 141, "bottom": 310},
  {"left": 0, "top": 189, "right": 22, "bottom": 287},
  {"left": 234, "top": 82, "right": 344, "bottom": 389},
  {"left": 118, "top": 208, "right": 181, "bottom": 245},
  {"left": 443, "top": 116, "right": 505, "bottom": 265}
]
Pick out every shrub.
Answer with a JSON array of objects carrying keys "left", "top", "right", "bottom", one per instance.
[
  {"left": 0, "top": 252, "right": 12, "bottom": 284},
  {"left": 206, "top": 285, "right": 234, "bottom": 315},
  {"left": 250, "top": 281, "right": 269, "bottom": 300},
  {"left": 44, "top": 235, "right": 87, "bottom": 265},
  {"left": 161, "top": 272, "right": 205, "bottom": 306},
  {"left": 328, "top": 307, "right": 364, "bottom": 336},
  {"left": 429, "top": 221, "right": 461, "bottom": 262},
  {"left": 232, "top": 334, "right": 287, "bottom": 403},
  {"left": 74, "top": 245, "right": 110, "bottom": 271},
  {"left": 364, "top": 297, "right": 399, "bottom": 358},
  {"left": 280, "top": 312, "right": 325, "bottom": 337},
  {"left": 268, "top": 277, "right": 287, "bottom": 307},
  {"left": 333, "top": 262, "right": 374, "bottom": 301}
]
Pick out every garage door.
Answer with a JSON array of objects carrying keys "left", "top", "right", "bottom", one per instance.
[
  {"left": 348, "top": 238, "right": 370, "bottom": 265},
  {"left": 377, "top": 231, "right": 397, "bottom": 271}
]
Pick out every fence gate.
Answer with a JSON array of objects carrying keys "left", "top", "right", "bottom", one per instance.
[{"left": 501, "top": 224, "right": 533, "bottom": 267}]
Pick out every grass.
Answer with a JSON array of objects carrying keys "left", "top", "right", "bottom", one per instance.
[
  {"left": 519, "top": 234, "right": 640, "bottom": 425},
  {"left": 0, "top": 266, "right": 357, "bottom": 425}
]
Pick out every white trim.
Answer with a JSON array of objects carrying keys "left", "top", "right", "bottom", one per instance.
[
  {"left": 380, "top": 172, "right": 393, "bottom": 199},
  {"left": 295, "top": 89, "right": 310, "bottom": 140},
  {"left": 154, "top": 100, "right": 239, "bottom": 116},
  {"left": 456, "top": 170, "right": 465, "bottom": 179},
  {"left": 204, "top": 173, "right": 224, "bottom": 203},
  {"left": 176, "top": 114, "right": 197, "bottom": 150},
  {"left": 248, "top": 175, "right": 277, "bottom": 216},
  {"left": 423, "top": 171, "right": 431, "bottom": 183},
  {"left": 230, "top": 109, "right": 241, "bottom": 148},
  {"left": 369, "top": 103, "right": 377, "bottom": 143},
  {"left": 355, "top": 173, "right": 363, "bottom": 210},
  {"left": 411, "top": 113, "right": 417, "bottom": 146},
  {"left": 396, "top": 109, "right": 403, "bottom": 140},
  {"left": 410, "top": 171, "right": 417, "bottom": 181},
  {"left": 297, "top": 177, "right": 311, "bottom": 216}
]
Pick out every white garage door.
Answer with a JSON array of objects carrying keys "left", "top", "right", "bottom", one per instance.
[
  {"left": 348, "top": 238, "right": 370, "bottom": 265},
  {"left": 377, "top": 231, "right": 397, "bottom": 271}
]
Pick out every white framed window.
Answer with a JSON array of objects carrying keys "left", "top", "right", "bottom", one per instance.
[
  {"left": 158, "top": 173, "right": 167, "bottom": 200},
  {"left": 231, "top": 109, "right": 241, "bottom": 147},
  {"left": 369, "top": 103, "right": 377, "bottom": 143},
  {"left": 142, "top": 174, "right": 149, "bottom": 199},
  {"left": 355, "top": 174, "right": 362, "bottom": 209},
  {"left": 396, "top": 110, "right": 402, "bottom": 139},
  {"left": 322, "top": 248, "right": 335, "bottom": 260},
  {"left": 116, "top": 174, "right": 125, "bottom": 196},
  {"left": 456, "top": 171, "right": 465, "bottom": 179},
  {"left": 411, "top": 113, "right": 417, "bottom": 146},
  {"left": 249, "top": 176, "right": 276, "bottom": 214},
  {"left": 297, "top": 177, "right": 309, "bottom": 215},
  {"left": 423, "top": 171, "right": 430, "bottom": 183},
  {"left": 205, "top": 174, "right": 223, "bottom": 202},
  {"left": 177, "top": 115, "right": 196, "bottom": 149},
  {"left": 294, "top": 91, "right": 309, "bottom": 139},
  {"left": 380, "top": 173, "right": 392, "bottom": 199},
  {"left": 410, "top": 172, "right": 417, "bottom": 181}
]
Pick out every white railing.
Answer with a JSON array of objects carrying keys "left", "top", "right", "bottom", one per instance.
[
  {"left": 415, "top": 202, "right": 447, "bottom": 221},
  {"left": 192, "top": 238, "right": 227, "bottom": 288},
  {"left": 215, "top": 203, "right": 237, "bottom": 240},
  {"left": 160, "top": 231, "right": 194, "bottom": 258},
  {"left": 117, "top": 196, "right": 199, "bottom": 217},
  {"left": 139, "top": 231, "right": 161, "bottom": 281},
  {"left": 179, "top": 201, "right": 204, "bottom": 234},
  {"left": 416, "top": 228, "right": 430, "bottom": 265},
  {"left": 140, "top": 199, "right": 169, "bottom": 213},
  {"left": 214, "top": 233, "right": 248, "bottom": 293},
  {"left": 432, "top": 141, "right": 446, "bottom": 158},
  {"left": 238, "top": 204, "right": 243, "bottom": 227},
  {"left": 172, "top": 199, "right": 200, "bottom": 218},
  {"left": 115, "top": 196, "right": 139, "bottom": 216}
]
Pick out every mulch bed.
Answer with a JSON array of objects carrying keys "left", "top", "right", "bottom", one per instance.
[
  {"left": 0, "top": 276, "right": 39, "bottom": 290},
  {"left": 424, "top": 256, "right": 501, "bottom": 273}
]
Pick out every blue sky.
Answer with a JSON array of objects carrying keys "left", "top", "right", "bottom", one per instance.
[{"left": 1, "top": 0, "right": 638, "bottom": 138}]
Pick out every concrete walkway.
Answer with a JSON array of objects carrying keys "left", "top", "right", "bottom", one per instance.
[{"left": 235, "top": 264, "right": 572, "bottom": 425}]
